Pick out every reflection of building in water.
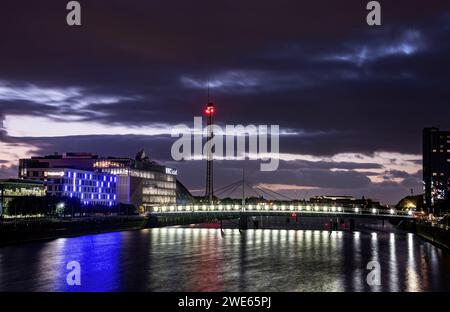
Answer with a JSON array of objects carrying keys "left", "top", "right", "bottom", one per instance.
[
  {"left": 19, "top": 150, "right": 178, "bottom": 209},
  {"left": 0, "top": 179, "right": 46, "bottom": 215}
]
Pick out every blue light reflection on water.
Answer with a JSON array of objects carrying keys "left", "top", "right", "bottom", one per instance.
[{"left": 0, "top": 228, "right": 449, "bottom": 292}]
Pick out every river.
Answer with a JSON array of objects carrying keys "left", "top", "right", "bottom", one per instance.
[{"left": 0, "top": 228, "right": 449, "bottom": 292}]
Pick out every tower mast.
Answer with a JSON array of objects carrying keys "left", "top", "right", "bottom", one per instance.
[{"left": 205, "top": 87, "right": 215, "bottom": 204}]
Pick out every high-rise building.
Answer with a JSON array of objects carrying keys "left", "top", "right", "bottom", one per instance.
[{"left": 423, "top": 127, "right": 450, "bottom": 211}]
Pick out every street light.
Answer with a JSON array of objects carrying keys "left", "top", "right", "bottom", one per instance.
[{"left": 57, "top": 202, "right": 65, "bottom": 217}]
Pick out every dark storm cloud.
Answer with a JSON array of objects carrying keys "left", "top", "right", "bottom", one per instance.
[{"left": 1, "top": 0, "right": 449, "bottom": 203}]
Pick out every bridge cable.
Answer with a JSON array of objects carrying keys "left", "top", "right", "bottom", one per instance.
[
  {"left": 246, "top": 180, "right": 294, "bottom": 201},
  {"left": 218, "top": 180, "right": 244, "bottom": 199}
]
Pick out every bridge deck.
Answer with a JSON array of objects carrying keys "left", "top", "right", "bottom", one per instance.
[{"left": 151, "top": 205, "right": 414, "bottom": 220}]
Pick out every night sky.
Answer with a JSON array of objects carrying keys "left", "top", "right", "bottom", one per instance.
[{"left": 1, "top": 0, "right": 450, "bottom": 204}]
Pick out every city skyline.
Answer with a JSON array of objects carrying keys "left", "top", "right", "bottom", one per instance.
[{"left": 2, "top": 1, "right": 450, "bottom": 204}]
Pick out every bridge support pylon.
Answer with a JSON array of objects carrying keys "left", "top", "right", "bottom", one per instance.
[
  {"left": 239, "top": 215, "right": 248, "bottom": 231},
  {"left": 349, "top": 219, "right": 355, "bottom": 232}
]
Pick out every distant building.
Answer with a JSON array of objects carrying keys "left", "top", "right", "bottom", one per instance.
[
  {"left": 423, "top": 127, "right": 450, "bottom": 211},
  {"left": 310, "top": 195, "right": 384, "bottom": 209},
  {"left": 19, "top": 150, "right": 177, "bottom": 210},
  {"left": 0, "top": 179, "right": 46, "bottom": 215}
]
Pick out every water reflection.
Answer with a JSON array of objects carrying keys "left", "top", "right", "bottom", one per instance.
[{"left": 0, "top": 229, "right": 449, "bottom": 292}]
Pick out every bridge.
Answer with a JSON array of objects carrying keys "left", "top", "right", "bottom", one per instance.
[{"left": 148, "top": 204, "right": 414, "bottom": 229}]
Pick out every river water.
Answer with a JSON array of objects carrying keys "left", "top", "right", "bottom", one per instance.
[{"left": 0, "top": 228, "right": 449, "bottom": 292}]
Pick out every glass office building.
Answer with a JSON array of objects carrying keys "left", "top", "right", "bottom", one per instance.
[{"left": 94, "top": 157, "right": 177, "bottom": 209}]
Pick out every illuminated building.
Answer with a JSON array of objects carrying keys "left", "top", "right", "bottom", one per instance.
[
  {"left": 19, "top": 150, "right": 177, "bottom": 209},
  {"left": 423, "top": 127, "right": 450, "bottom": 211},
  {"left": 310, "top": 195, "right": 383, "bottom": 209},
  {"left": 45, "top": 169, "right": 118, "bottom": 207},
  {"left": 0, "top": 179, "right": 46, "bottom": 215},
  {"left": 93, "top": 150, "right": 177, "bottom": 209}
]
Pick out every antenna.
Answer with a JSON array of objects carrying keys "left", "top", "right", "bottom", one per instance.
[
  {"left": 207, "top": 78, "right": 211, "bottom": 103},
  {"left": 204, "top": 79, "right": 215, "bottom": 204}
]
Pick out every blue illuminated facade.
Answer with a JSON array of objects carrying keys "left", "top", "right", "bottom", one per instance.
[{"left": 46, "top": 169, "right": 118, "bottom": 207}]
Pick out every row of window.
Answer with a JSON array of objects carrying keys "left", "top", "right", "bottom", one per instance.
[
  {"left": 143, "top": 181, "right": 176, "bottom": 190},
  {"left": 52, "top": 191, "right": 117, "bottom": 201},
  {"left": 48, "top": 185, "right": 115, "bottom": 194},
  {"left": 66, "top": 171, "right": 116, "bottom": 183},
  {"left": 142, "top": 188, "right": 176, "bottom": 196},
  {"left": 104, "top": 168, "right": 175, "bottom": 183},
  {"left": 51, "top": 178, "right": 116, "bottom": 187},
  {"left": 432, "top": 172, "right": 446, "bottom": 177},
  {"left": 432, "top": 149, "right": 450, "bottom": 153}
]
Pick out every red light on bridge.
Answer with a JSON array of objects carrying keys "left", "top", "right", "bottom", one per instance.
[{"left": 291, "top": 212, "right": 297, "bottom": 218}]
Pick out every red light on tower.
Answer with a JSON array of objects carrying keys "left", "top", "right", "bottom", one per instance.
[{"left": 205, "top": 103, "right": 215, "bottom": 115}]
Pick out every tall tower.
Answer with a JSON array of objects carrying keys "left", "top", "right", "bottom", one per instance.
[{"left": 205, "top": 102, "right": 215, "bottom": 203}]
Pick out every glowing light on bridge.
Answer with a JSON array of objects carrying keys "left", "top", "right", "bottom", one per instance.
[{"left": 151, "top": 204, "right": 410, "bottom": 218}]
